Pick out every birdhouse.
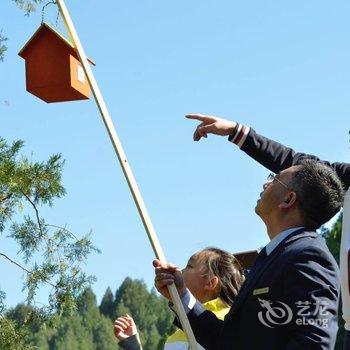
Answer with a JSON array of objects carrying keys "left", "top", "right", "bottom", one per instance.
[{"left": 18, "top": 23, "right": 95, "bottom": 103}]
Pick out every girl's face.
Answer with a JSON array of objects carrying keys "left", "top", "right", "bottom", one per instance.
[{"left": 182, "top": 252, "right": 218, "bottom": 303}]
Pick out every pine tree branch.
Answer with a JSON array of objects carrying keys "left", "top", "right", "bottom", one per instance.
[
  {"left": 0, "top": 252, "right": 31, "bottom": 274},
  {"left": 0, "top": 193, "right": 13, "bottom": 202},
  {"left": 21, "top": 191, "right": 44, "bottom": 238},
  {"left": 43, "top": 224, "right": 78, "bottom": 240},
  {"left": 0, "top": 252, "right": 56, "bottom": 288}
]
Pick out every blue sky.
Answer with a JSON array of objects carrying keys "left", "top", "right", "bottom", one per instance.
[{"left": 1, "top": 0, "right": 349, "bottom": 307}]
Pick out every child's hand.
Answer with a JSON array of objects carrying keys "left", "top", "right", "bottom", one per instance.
[{"left": 114, "top": 314, "right": 138, "bottom": 341}]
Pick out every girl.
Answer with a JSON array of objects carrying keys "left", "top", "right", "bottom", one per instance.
[{"left": 114, "top": 247, "right": 245, "bottom": 349}]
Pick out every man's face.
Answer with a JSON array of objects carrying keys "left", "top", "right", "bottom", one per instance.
[{"left": 255, "top": 167, "right": 297, "bottom": 219}]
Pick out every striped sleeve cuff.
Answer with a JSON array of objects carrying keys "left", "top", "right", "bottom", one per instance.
[
  {"left": 228, "top": 124, "right": 250, "bottom": 148},
  {"left": 182, "top": 289, "right": 199, "bottom": 313},
  {"left": 170, "top": 289, "right": 204, "bottom": 315}
]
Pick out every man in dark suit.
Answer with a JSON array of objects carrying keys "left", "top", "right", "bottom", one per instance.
[
  {"left": 185, "top": 113, "right": 350, "bottom": 189},
  {"left": 187, "top": 114, "right": 350, "bottom": 349},
  {"left": 154, "top": 116, "right": 345, "bottom": 349}
]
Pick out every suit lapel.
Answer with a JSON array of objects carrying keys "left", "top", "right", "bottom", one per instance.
[
  {"left": 228, "top": 228, "right": 314, "bottom": 318},
  {"left": 228, "top": 244, "right": 283, "bottom": 316}
]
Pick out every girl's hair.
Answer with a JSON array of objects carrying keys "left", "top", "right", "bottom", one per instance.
[{"left": 198, "top": 247, "right": 245, "bottom": 306}]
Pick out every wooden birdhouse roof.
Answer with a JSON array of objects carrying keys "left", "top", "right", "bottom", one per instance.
[
  {"left": 234, "top": 249, "right": 259, "bottom": 269},
  {"left": 19, "top": 22, "right": 95, "bottom": 66}
]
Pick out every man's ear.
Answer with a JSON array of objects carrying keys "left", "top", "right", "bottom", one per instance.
[{"left": 279, "top": 192, "right": 297, "bottom": 209}]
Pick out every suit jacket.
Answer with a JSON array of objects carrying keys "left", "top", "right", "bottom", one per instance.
[
  {"left": 180, "top": 229, "right": 340, "bottom": 350},
  {"left": 240, "top": 128, "right": 350, "bottom": 190}
]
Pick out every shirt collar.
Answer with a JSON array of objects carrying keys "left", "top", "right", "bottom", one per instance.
[
  {"left": 203, "top": 297, "right": 230, "bottom": 313},
  {"left": 265, "top": 227, "right": 304, "bottom": 256}
]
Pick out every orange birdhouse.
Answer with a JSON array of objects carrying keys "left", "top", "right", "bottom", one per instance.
[{"left": 18, "top": 23, "right": 95, "bottom": 103}]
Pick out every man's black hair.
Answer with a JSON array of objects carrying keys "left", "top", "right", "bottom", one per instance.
[{"left": 291, "top": 159, "right": 344, "bottom": 230}]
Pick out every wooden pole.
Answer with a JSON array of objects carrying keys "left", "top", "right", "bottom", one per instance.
[{"left": 54, "top": 1, "right": 199, "bottom": 349}]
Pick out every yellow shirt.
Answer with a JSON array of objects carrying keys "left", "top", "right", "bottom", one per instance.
[{"left": 164, "top": 298, "right": 230, "bottom": 350}]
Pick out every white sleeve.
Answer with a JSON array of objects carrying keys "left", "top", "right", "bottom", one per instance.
[{"left": 170, "top": 289, "right": 205, "bottom": 315}]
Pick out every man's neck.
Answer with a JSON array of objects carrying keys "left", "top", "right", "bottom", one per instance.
[{"left": 266, "top": 221, "right": 304, "bottom": 240}]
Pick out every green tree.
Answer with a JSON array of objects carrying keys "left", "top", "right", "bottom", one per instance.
[
  {"left": 114, "top": 278, "right": 153, "bottom": 332},
  {"left": 0, "top": 31, "right": 7, "bottom": 62},
  {"left": 48, "top": 288, "right": 115, "bottom": 350},
  {"left": 0, "top": 137, "right": 100, "bottom": 349},
  {"left": 323, "top": 214, "right": 342, "bottom": 264},
  {"left": 99, "top": 286, "right": 114, "bottom": 319},
  {"left": 114, "top": 278, "right": 175, "bottom": 350},
  {"left": 322, "top": 215, "right": 344, "bottom": 350},
  {"left": 0, "top": 317, "right": 35, "bottom": 350},
  {"left": 76, "top": 287, "right": 101, "bottom": 336},
  {"left": 0, "top": 138, "right": 99, "bottom": 310},
  {"left": 12, "top": 0, "right": 42, "bottom": 14},
  {"left": 144, "top": 324, "right": 161, "bottom": 350},
  {"left": 148, "top": 288, "right": 176, "bottom": 348},
  {"left": 30, "top": 326, "right": 50, "bottom": 350},
  {"left": 5, "top": 303, "right": 42, "bottom": 345},
  {"left": 92, "top": 315, "right": 116, "bottom": 350},
  {"left": 1, "top": 1, "right": 43, "bottom": 61},
  {"left": 50, "top": 313, "right": 93, "bottom": 350},
  {"left": 6, "top": 279, "right": 175, "bottom": 349}
]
